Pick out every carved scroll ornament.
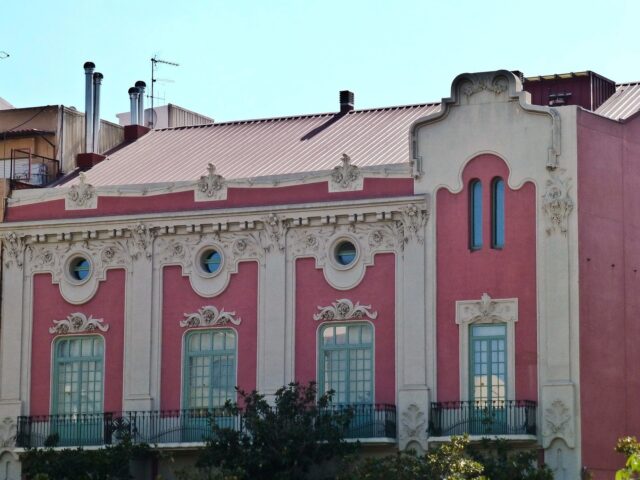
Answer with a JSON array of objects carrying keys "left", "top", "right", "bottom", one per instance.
[
  {"left": 313, "top": 299, "right": 378, "bottom": 321},
  {"left": 542, "top": 171, "right": 574, "bottom": 236},
  {"left": 198, "top": 163, "right": 225, "bottom": 199},
  {"left": 180, "top": 305, "right": 241, "bottom": 328},
  {"left": 331, "top": 153, "right": 361, "bottom": 191},
  {"left": 49, "top": 313, "right": 109, "bottom": 335}
]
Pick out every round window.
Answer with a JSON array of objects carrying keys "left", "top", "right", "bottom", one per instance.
[
  {"left": 201, "top": 249, "right": 222, "bottom": 274},
  {"left": 334, "top": 240, "right": 357, "bottom": 266},
  {"left": 70, "top": 257, "right": 91, "bottom": 281}
]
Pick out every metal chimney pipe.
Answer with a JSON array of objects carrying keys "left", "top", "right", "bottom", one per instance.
[
  {"left": 83, "top": 62, "right": 95, "bottom": 153},
  {"left": 129, "top": 87, "right": 139, "bottom": 126},
  {"left": 135, "top": 81, "right": 146, "bottom": 126},
  {"left": 92, "top": 72, "right": 104, "bottom": 153}
]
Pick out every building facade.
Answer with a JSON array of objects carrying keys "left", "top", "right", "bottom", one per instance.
[{"left": 0, "top": 70, "right": 638, "bottom": 479}]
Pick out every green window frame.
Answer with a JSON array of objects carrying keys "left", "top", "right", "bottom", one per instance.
[
  {"left": 52, "top": 336, "right": 104, "bottom": 416},
  {"left": 318, "top": 323, "right": 374, "bottom": 404},
  {"left": 183, "top": 329, "right": 237, "bottom": 410},
  {"left": 469, "top": 324, "right": 506, "bottom": 404}
]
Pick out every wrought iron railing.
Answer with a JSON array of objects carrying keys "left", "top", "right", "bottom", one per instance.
[
  {"left": 0, "top": 148, "right": 60, "bottom": 186},
  {"left": 16, "top": 404, "right": 396, "bottom": 448},
  {"left": 428, "top": 400, "right": 536, "bottom": 437}
]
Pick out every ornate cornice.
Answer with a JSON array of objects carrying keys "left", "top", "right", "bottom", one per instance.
[
  {"left": 196, "top": 163, "right": 227, "bottom": 201},
  {"left": 313, "top": 299, "right": 378, "bottom": 321},
  {"left": 456, "top": 293, "right": 518, "bottom": 325},
  {"left": 542, "top": 170, "right": 573, "bottom": 236},
  {"left": 2, "top": 231, "right": 25, "bottom": 269},
  {"left": 330, "top": 153, "right": 362, "bottom": 192},
  {"left": 180, "top": 305, "right": 241, "bottom": 328},
  {"left": 461, "top": 74, "right": 508, "bottom": 97},
  {"left": 66, "top": 173, "right": 97, "bottom": 210},
  {"left": 49, "top": 313, "right": 109, "bottom": 335}
]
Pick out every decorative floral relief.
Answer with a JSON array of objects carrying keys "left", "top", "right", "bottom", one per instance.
[
  {"left": 0, "top": 417, "right": 16, "bottom": 450},
  {"left": 331, "top": 153, "right": 361, "bottom": 191},
  {"left": 197, "top": 163, "right": 226, "bottom": 199},
  {"left": 542, "top": 170, "right": 574, "bottom": 236},
  {"left": 397, "top": 203, "right": 428, "bottom": 245},
  {"left": 2, "top": 231, "right": 26, "bottom": 269},
  {"left": 180, "top": 305, "right": 241, "bottom": 327},
  {"left": 49, "top": 313, "right": 109, "bottom": 335},
  {"left": 544, "top": 400, "right": 571, "bottom": 436},
  {"left": 401, "top": 404, "right": 426, "bottom": 443},
  {"left": 457, "top": 293, "right": 518, "bottom": 325},
  {"left": 67, "top": 173, "right": 96, "bottom": 209},
  {"left": 461, "top": 74, "right": 508, "bottom": 97},
  {"left": 313, "top": 299, "right": 378, "bottom": 321},
  {"left": 261, "top": 213, "right": 289, "bottom": 252},
  {"left": 128, "top": 223, "right": 156, "bottom": 260}
]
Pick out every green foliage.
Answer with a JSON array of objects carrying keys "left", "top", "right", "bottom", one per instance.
[
  {"left": 339, "top": 435, "right": 484, "bottom": 480},
  {"left": 194, "top": 382, "right": 356, "bottom": 480},
  {"left": 616, "top": 436, "right": 640, "bottom": 480},
  {"left": 468, "top": 439, "right": 553, "bottom": 480},
  {"left": 21, "top": 436, "right": 156, "bottom": 480}
]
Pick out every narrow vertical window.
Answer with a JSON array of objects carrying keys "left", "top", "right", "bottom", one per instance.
[
  {"left": 492, "top": 178, "right": 505, "bottom": 248},
  {"left": 470, "top": 180, "right": 483, "bottom": 249}
]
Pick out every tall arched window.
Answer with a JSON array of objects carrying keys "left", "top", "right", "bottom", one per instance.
[
  {"left": 492, "top": 178, "right": 505, "bottom": 248},
  {"left": 319, "top": 323, "right": 373, "bottom": 404},
  {"left": 470, "top": 180, "right": 483, "bottom": 250}
]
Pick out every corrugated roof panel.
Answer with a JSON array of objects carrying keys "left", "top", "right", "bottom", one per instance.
[
  {"left": 595, "top": 83, "right": 640, "bottom": 121},
  {"left": 77, "top": 103, "right": 440, "bottom": 186}
]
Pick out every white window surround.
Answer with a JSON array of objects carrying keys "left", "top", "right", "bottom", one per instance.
[{"left": 455, "top": 293, "right": 518, "bottom": 401}]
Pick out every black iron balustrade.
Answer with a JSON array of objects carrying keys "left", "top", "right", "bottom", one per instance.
[
  {"left": 428, "top": 400, "right": 537, "bottom": 437},
  {"left": 16, "top": 404, "right": 396, "bottom": 448}
]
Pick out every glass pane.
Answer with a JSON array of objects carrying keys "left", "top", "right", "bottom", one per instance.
[
  {"left": 323, "top": 327, "right": 334, "bottom": 345},
  {"left": 335, "top": 326, "right": 347, "bottom": 345},
  {"left": 472, "top": 324, "right": 506, "bottom": 337},
  {"left": 471, "top": 180, "right": 483, "bottom": 248},
  {"left": 492, "top": 178, "right": 505, "bottom": 248}
]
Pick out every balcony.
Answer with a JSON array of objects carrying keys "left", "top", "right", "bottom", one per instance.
[
  {"left": 428, "top": 401, "right": 537, "bottom": 438},
  {"left": 16, "top": 404, "right": 397, "bottom": 449},
  {"left": 0, "top": 148, "right": 60, "bottom": 187}
]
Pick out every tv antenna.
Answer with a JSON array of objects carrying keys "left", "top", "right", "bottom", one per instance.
[{"left": 150, "top": 55, "right": 179, "bottom": 128}]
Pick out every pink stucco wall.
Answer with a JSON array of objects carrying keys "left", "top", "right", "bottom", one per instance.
[
  {"left": 6, "top": 178, "right": 414, "bottom": 222},
  {"left": 294, "top": 254, "right": 396, "bottom": 404},
  {"left": 436, "top": 154, "right": 537, "bottom": 402},
  {"left": 30, "top": 269, "right": 125, "bottom": 416},
  {"left": 577, "top": 110, "right": 640, "bottom": 478},
  {"left": 160, "top": 262, "right": 258, "bottom": 411}
]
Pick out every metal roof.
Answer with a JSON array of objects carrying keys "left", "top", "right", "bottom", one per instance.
[
  {"left": 76, "top": 103, "right": 440, "bottom": 186},
  {"left": 595, "top": 82, "right": 640, "bottom": 121}
]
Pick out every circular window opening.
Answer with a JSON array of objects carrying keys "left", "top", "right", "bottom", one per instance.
[
  {"left": 335, "top": 240, "right": 357, "bottom": 266},
  {"left": 70, "top": 257, "right": 91, "bottom": 281},
  {"left": 201, "top": 249, "right": 222, "bottom": 274}
]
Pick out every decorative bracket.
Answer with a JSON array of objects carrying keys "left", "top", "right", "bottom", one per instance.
[
  {"left": 542, "top": 170, "right": 573, "bottom": 236},
  {"left": 329, "top": 153, "right": 363, "bottom": 192},
  {"left": 195, "top": 163, "right": 227, "bottom": 201},
  {"left": 66, "top": 173, "right": 97, "bottom": 210},
  {"left": 313, "top": 299, "right": 378, "bottom": 321},
  {"left": 2, "top": 231, "right": 26, "bottom": 269},
  {"left": 49, "top": 313, "right": 109, "bottom": 335},
  {"left": 180, "top": 305, "right": 241, "bottom": 328}
]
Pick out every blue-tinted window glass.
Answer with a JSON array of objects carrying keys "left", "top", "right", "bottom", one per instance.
[
  {"left": 335, "top": 241, "right": 357, "bottom": 266},
  {"left": 470, "top": 181, "right": 483, "bottom": 249},
  {"left": 202, "top": 250, "right": 222, "bottom": 273},
  {"left": 72, "top": 258, "right": 90, "bottom": 281},
  {"left": 492, "top": 179, "right": 505, "bottom": 248}
]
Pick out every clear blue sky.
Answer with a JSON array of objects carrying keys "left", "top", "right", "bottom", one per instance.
[{"left": 1, "top": 0, "right": 638, "bottom": 123}]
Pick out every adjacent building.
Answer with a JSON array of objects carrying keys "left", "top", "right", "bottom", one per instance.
[{"left": 0, "top": 69, "right": 638, "bottom": 479}]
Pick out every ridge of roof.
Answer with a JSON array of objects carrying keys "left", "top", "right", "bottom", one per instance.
[{"left": 154, "top": 101, "right": 440, "bottom": 132}]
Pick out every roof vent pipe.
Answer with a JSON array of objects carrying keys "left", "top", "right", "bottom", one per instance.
[
  {"left": 83, "top": 62, "right": 95, "bottom": 153},
  {"left": 339, "top": 90, "right": 354, "bottom": 114},
  {"left": 135, "top": 81, "right": 146, "bottom": 126},
  {"left": 92, "top": 72, "right": 104, "bottom": 153},
  {"left": 129, "top": 87, "right": 139, "bottom": 127}
]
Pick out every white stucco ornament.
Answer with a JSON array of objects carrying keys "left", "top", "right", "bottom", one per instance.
[
  {"left": 400, "top": 404, "right": 427, "bottom": 445},
  {"left": 66, "top": 173, "right": 97, "bottom": 210},
  {"left": 457, "top": 292, "right": 518, "bottom": 324},
  {"left": 542, "top": 170, "right": 574, "bottom": 236},
  {"left": 261, "top": 213, "right": 289, "bottom": 252},
  {"left": 461, "top": 74, "right": 509, "bottom": 97},
  {"left": 398, "top": 203, "right": 429, "bottom": 245},
  {"left": 0, "top": 417, "right": 16, "bottom": 451},
  {"left": 128, "top": 223, "right": 156, "bottom": 260},
  {"left": 543, "top": 398, "right": 574, "bottom": 448},
  {"left": 180, "top": 305, "right": 241, "bottom": 327},
  {"left": 329, "top": 153, "right": 363, "bottom": 192},
  {"left": 195, "top": 163, "right": 227, "bottom": 201},
  {"left": 2, "top": 231, "right": 25, "bottom": 269},
  {"left": 313, "top": 299, "right": 378, "bottom": 321},
  {"left": 49, "top": 313, "right": 109, "bottom": 335}
]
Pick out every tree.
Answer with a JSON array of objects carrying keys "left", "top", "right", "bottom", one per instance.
[
  {"left": 616, "top": 436, "right": 640, "bottom": 480},
  {"left": 467, "top": 438, "right": 553, "bottom": 480},
  {"left": 194, "top": 382, "right": 356, "bottom": 480}
]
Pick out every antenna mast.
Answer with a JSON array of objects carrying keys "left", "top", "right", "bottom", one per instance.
[{"left": 150, "top": 55, "right": 179, "bottom": 128}]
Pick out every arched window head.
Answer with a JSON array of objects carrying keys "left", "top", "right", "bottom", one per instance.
[
  {"left": 469, "top": 180, "right": 483, "bottom": 250},
  {"left": 492, "top": 178, "right": 505, "bottom": 249}
]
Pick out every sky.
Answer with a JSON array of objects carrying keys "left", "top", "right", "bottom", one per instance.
[{"left": 1, "top": 0, "right": 639, "bottom": 124}]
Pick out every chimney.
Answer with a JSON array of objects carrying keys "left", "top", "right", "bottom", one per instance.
[
  {"left": 92, "top": 72, "right": 103, "bottom": 153},
  {"left": 83, "top": 62, "right": 95, "bottom": 153},
  {"left": 129, "top": 87, "right": 139, "bottom": 126},
  {"left": 135, "top": 81, "right": 146, "bottom": 126},
  {"left": 339, "top": 90, "right": 354, "bottom": 114}
]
